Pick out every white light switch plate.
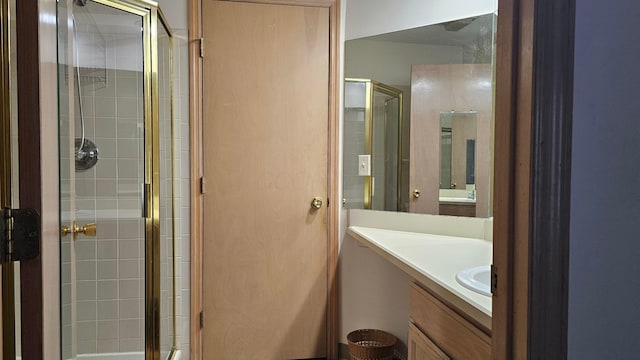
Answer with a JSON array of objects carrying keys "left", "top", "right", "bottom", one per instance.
[{"left": 358, "top": 155, "right": 371, "bottom": 176}]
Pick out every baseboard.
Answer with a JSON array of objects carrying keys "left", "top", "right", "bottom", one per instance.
[
  {"left": 339, "top": 342, "right": 407, "bottom": 360},
  {"left": 338, "top": 343, "right": 350, "bottom": 360}
]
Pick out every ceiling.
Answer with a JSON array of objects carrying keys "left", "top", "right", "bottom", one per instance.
[{"left": 356, "top": 13, "right": 496, "bottom": 48}]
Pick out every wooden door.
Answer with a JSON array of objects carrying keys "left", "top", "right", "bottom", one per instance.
[{"left": 201, "top": 1, "right": 329, "bottom": 359}]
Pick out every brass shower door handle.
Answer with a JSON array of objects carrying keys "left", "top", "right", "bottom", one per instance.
[{"left": 61, "top": 223, "right": 97, "bottom": 237}]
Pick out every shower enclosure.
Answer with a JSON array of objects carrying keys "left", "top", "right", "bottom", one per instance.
[
  {"left": 57, "top": 1, "right": 177, "bottom": 359},
  {"left": 343, "top": 79, "right": 405, "bottom": 211}
]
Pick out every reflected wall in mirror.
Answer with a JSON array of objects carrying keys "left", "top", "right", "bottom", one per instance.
[{"left": 343, "top": 13, "right": 496, "bottom": 218}]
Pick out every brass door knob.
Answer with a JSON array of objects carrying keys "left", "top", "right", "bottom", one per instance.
[
  {"left": 79, "top": 223, "right": 97, "bottom": 237},
  {"left": 60, "top": 225, "right": 72, "bottom": 237},
  {"left": 311, "top": 197, "right": 323, "bottom": 209},
  {"left": 61, "top": 223, "right": 97, "bottom": 237},
  {"left": 412, "top": 189, "right": 421, "bottom": 199}
]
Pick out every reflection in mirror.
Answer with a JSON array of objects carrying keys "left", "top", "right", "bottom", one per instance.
[
  {"left": 343, "top": 13, "right": 496, "bottom": 218},
  {"left": 343, "top": 79, "right": 405, "bottom": 211},
  {"left": 439, "top": 111, "right": 478, "bottom": 217},
  {"left": 439, "top": 111, "right": 477, "bottom": 194}
]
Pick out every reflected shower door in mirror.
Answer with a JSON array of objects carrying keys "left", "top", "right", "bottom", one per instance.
[
  {"left": 343, "top": 13, "right": 496, "bottom": 218},
  {"left": 343, "top": 79, "right": 406, "bottom": 211}
]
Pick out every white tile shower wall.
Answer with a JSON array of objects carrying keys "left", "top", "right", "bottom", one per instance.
[
  {"left": 68, "top": 19, "right": 192, "bottom": 355},
  {"left": 73, "top": 67, "right": 146, "bottom": 354},
  {"left": 174, "top": 27, "right": 191, "bottom": 359},
  {"left": 155, "top": 1, "right": 190, "bottom": 356},
  {"left": 158, "top": 21, "right": 184, "bottom": 357}
]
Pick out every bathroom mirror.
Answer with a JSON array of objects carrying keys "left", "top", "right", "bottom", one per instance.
[{"left": 342, "top": 12, "right": 496, "bottom": 218}]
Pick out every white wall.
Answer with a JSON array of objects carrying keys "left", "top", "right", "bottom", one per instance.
[
  {"left": 340, "top": 233, "right": 411, "bottom": 351},
  {"left": 156, "top": 1, "right": 191, "bottom": 358},
  {"left": 40, "top": 0, "right": 62, "bottom": 357},
  {"left": 568, "top": 1, "right": 640, "bottom": 358},
  {"left": 345, "top": 0, "right": 497, "bottom": 40},
  {"left": 344, "top": 40, "right": 462, "bottom": 86}
]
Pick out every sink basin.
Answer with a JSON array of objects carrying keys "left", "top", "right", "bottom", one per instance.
[{"left": 455, "top": 265, "right": 491, "bottom": 296}]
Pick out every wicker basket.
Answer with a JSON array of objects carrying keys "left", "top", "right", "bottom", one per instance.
[{"left": 347, "top": 329, "right": 397, "bottom": 360}]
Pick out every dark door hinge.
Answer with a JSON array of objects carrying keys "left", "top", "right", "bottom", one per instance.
[
  {"left": 199, "top": 310, "right": 205, "bottom": 328},
  {"left": 199, "top": 38, "right": 204, "bottom": 58},
  {"left": 0, "top": 208, "right": 40, "bottom": 263}
]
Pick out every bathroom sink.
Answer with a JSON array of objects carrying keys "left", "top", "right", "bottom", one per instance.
[{"left": 455, "top": 265, "right": 491, "bottom": 296}]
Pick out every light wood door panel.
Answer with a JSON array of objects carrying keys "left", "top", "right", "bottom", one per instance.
[{"left": 201, "top": 1, "right": 329, "bottom": 359}]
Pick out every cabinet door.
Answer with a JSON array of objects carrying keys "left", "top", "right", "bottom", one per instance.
[
  {"left": 408, "top": 322, "right": 450, "bottom": 360},
  {"left": 410, "top": 283, "right": 491, "bottom": 359}
]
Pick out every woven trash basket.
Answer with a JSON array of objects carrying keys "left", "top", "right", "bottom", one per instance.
[{"left": 347, "top": 329, "right": 397, "bottom": 360}]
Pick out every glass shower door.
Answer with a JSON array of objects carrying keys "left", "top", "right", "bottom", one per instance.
[
  {"left": 157, "top": 14, "right": 178, "bottom": 360},
  {"left": 371, "top": 89, "right": 401, "bottom": 211},
  {"left": 58, "top": 1, "right": 148, "bottom": 358}
]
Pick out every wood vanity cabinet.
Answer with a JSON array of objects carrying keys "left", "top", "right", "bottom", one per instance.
[
  {"left": 408, "top": 322, "right": 451, "bottom": 360},
  {"left": 439, "top": 202, "right": 476, "bottom": 217},
  {"left": 408, "top": 283, "right": 491, "bottom": 360}
]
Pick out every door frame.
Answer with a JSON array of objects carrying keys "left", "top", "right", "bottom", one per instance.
[
  {"left": 188, "top": 0, "right": 341, "bottom": 359},
  {"left": 493, "top": 0, "right": 574, "bottom": 359},
  {"left": 15, "top": 0, "right": 45, "bottom": 358}
]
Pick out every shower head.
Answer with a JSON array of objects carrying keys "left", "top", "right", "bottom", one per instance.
[{"left": 74, "top": 0, "right": 88, "bottom": 7}]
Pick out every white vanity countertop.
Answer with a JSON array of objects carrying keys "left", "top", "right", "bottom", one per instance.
[{"left": 347, "top": 226, "right": 492, "bottom": 330}]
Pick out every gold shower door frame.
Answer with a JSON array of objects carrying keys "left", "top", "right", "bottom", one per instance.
[
  {"left": 59, "top": 0, "right": 175, "bottom": 359},
  {"left": 345, "top": 78, "right": 404, "bottom": 210}
]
